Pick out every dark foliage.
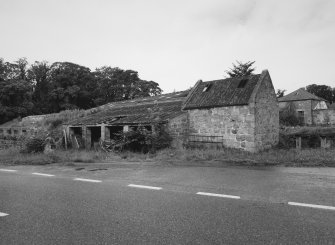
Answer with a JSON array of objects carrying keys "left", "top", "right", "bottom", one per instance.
[
  {"left": 0, "top": 57, "right": 162, "bottom": 124},
  {"left": 23, "top": 136, "right": 46, "bottom": 153},
  {"left": 276, "top": 89, "right": 286, "bottom": 98},
  {"left": 225, "top": 61, "right": 256, "bottom": 78},
  {"left": 306, "top": 84, "right": 334, "bottom": 103},
  {"left": 279, "top": 103, "right": 301, "bottom": 126},
  {"left": 117, "top": 125, "right": 172, "bottom": 153}
]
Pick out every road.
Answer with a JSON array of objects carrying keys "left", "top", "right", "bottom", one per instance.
[{"left": 0, "top": 164, "right": 335, "bottom": 244}]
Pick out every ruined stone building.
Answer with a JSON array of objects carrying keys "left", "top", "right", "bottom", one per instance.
[
  {"left": 183, "top": 70, "right": 279, "bottom": 152},
  {"left": 65, "top": 70, "right": 279, "bottom": 152},
  {"left": 278, "top": 88, "right": 335, "bottom": 125},
  {"left": 0, "top": 70, "right": 279, "bottom": 152}
]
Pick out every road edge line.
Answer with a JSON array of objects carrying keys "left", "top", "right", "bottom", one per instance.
[{"left": 288, "top": 202, "right": 335, "bottom": 211}]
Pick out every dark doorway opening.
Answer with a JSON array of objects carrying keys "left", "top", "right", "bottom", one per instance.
[
  {"left": 70, "top": 127, "right": 83, "bottom": 148},
  {"left": 89, "top": 126, "right": 101, "bottom": 148},
  {"left": 109, "top": 126, "right": 123, "bottom": 140}
]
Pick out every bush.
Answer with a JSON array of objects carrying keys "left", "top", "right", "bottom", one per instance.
[
  {"left": 280, "top": 113, "right": 301, "bottom": 126},
  {"left": 115, "top": 125, "right": 172, "bottom": 153},
  {"left": 48, "top": 118, "right": 63, "bottom": 129},
  {"left": 23, "top": 136, "right": 46, "bottom": 153},
  {"left": 277, "top": 133, "right": 296, "bottom": 149},
  {"left": 279, "top": 102, "right": 302, "bottom": 126}
]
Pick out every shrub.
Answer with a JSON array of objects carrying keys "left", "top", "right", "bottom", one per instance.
[
  {"left": 48, "top": 118, "right": 63, "bottom": 129},
  {"left": 277, "top": 133, "right": 296, "bottom": 149},
  {"left": 23, "top": 135, "right": 46, "bottom": 153},
  {"left": 279, "top": 102, "right": 302, "bottom": 126},
  {"left": 115, "top": 125, "right": 172, "bottom": 153}
]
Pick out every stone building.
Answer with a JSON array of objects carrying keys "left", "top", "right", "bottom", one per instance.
[
  {"left": 278, "top": 88, "right": 330, "bottom": 125},
  {"left": 64, "top": 91, "right": 189, "bottom": 149},
  {"left": 183, "top": 70, "right": 279, "bottom": 152},
  {"left": 0, "top": 70, "right": 279, "bottom": 152},
  {"left": 64, "top": 70, "right": 278, "bottom": 152}
]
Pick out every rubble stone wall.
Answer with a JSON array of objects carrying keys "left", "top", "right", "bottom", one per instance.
[
  {"left": 253, "top": 73, "right": 279, "bottom": 151},
  {"left": 167, "top": 113, "right": 188, "bottom": 147},
  {"left": 187, "top": 105, "right": 256, "bottom": 151}
]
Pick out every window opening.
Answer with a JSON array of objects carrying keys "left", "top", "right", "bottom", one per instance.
[
  {"left": 237, "top": 79, "right": 248, "bottom": 88},
  {"left": 203, "top": 84, "right": 212, "bottom": 92}
]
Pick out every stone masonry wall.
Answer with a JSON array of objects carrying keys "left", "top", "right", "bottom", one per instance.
[
  {"left": 167, "top": 113, "right": 188, "bottom": 147},
  {"left": 279, "top": 100, "right": 313, "bottom": 125},
  {"left": 253, "top": 73, "right": 279, "bottom": 151},
  {"left": 312, "top": 109, "right": 335, "bottom": 125},
  {"left": 187, "top": 105, "right": 256, "bottom": 151}
]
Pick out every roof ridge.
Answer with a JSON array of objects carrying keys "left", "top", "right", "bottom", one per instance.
[{"left": 279, "top": 88, "right": 326, "bottom": 102}]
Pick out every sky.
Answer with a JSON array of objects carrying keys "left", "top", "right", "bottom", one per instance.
[{"left": 0, "top": 0, "right": 334, "bottom": 94}]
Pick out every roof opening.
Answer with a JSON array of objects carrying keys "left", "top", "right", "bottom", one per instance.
[
  {"left": 237, "top": 79, "right": 248, "bottom": 88},
  {"left": 203, "top": 84, "right": 212, "bottom": 92}
]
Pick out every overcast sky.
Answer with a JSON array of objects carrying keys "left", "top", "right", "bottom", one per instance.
[{"left": 1, "top": 0, "right": 334, "bottom": 93}]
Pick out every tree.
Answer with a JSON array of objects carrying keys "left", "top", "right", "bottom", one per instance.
[
  {"left": 276, "top": 89, "right": 286, "bottom": 98},
  {"left": 131, "top": 80, "right": 162, "bottom": 99},
  {"left": 306, "top": 84, "right": 333, "bottom": 103},
  {"left": 93, "top": 66, "right": 161, "bottom": 105},
  {"left": 225, "top": 61, "right": 256, "bottom": 78},
  {"left": 0, "top": 79, "right": 34, "bottom": 124},
  {"left": 48, "top": 62, "right": 96, "bottom": 111},
  {"left": 0, "top": 57, "right": 162, "bottom": 124},
  {"left": 27, "top": 61, "right": 51, "bottom": 113}
]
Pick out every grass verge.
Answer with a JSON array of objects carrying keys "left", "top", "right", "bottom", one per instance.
[{"left": 0, "top": 147, "right": 334, "bottom": 167}]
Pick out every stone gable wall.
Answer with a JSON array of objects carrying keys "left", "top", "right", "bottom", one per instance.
[
  {"left": 167, "top": 113, "right": 188, "bottom": 147},
  {"left": 253, "top": 74, "right": 279, "bottom": 151},
  {"left": 187, "top": 105, "right": 256, "bottom": 151}
]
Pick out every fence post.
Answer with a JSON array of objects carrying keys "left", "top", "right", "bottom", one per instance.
[{"left": 295, "top": 136, "right": 301, "bottom": 150}]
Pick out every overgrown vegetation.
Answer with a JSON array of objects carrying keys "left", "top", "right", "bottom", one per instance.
[
  {"left": 101, "top": 125, "right": 172, "bottom": 153},
  {"left": 279, "top": 103, "right": 301, "bottom": 126},
  {"left": 0, "top": 146, "right": 334, "bottom": 167}
]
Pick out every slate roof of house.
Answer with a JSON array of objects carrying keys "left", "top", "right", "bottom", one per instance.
[
  {"left": 66, "top": 90, "right": 189, "bottom": 126},
  {"left": 182, "top": 74, "right": 262, "bottom": 110},
  {"left": 278, "top": 88, "right": 326, "bottom": 102}
]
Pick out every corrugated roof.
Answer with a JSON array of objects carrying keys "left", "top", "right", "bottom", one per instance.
[
  {"left": 182, "top": 74, "right": 261, "bottom": 110},
  {"left": 278, "top": 88, "right": 326, "bottom": 102},
  {"left": 66, "top": 91, "right": 188, "bottom": 126}
]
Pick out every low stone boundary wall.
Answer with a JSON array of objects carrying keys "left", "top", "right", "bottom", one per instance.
[{"left": 0, "top": 139, "right": 23, "bottom": 149}]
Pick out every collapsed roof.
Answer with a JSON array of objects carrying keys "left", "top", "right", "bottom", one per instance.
[{"left": 66, "top": 90, "right": 189, "bottom": 126}]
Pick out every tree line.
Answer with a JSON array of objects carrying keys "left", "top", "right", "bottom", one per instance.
[
  {"left": 1, "top": 59, "right": 334, "bottom": 125},
  {"left": 0, "top": 58, "right": 162, "bottom": 124}
]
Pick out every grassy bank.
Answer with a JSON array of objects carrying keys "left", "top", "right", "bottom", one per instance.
[{"left": 1, "top": 147, "right": 335, "bottom": 167}]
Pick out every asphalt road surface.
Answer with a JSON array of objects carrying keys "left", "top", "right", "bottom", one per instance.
[{"left": 1, "top": 164, "right": 335, "bottom": 244}]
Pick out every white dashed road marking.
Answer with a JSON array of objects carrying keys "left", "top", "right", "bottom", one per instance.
[
  {"left": 0, "top": 169, "right": 17, "bottom": 172},
  {"left": 32, "top": 172, "right": 55, "bottom": 177},
  {"left": 288, "top": 202, "right": 335, "bottom": 211},
  {"left": 0, "top": 212, "right": 9, "bottom": 217},
  {"left": 74, "top": 178, "right": 102, "bottom": 183},
  {"left": 196, "top": 192, "right": 241, "bottom": 199},
  {"left": 128, "top": 184, "right": 162, "bottom": 190}
]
